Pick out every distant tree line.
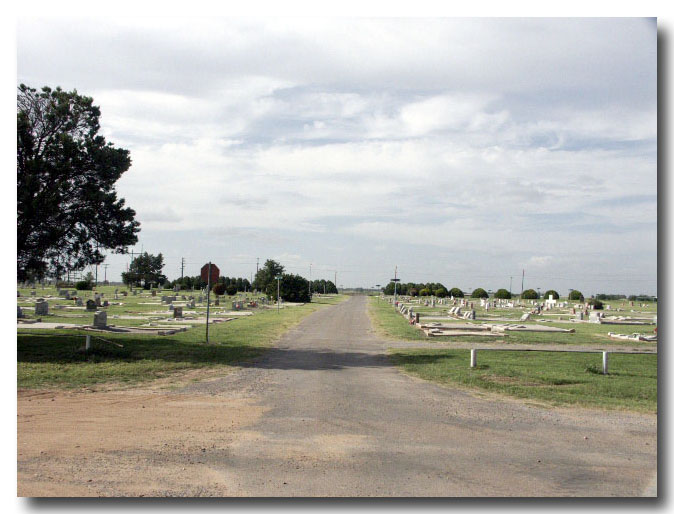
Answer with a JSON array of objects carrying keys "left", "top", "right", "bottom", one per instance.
[{"left": 382, "top": 282, "right": 448, "bottom": 297}]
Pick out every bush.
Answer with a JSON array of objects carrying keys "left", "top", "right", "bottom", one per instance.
[
  {"left": 471, "top": 288, "right": 489, "bottom": 299},
  {"left": 569, "top": 290, "right": 584, "bottom": 301},
  {"left": 226, "top": 284, "right": 237, "bottom": 296},
  {"left": 543, "top": 290, "right": 560, "bottom": 300},
  {"left": 494, "top": 288, "right": 511, "bottom": 299},
  {"left": 588, "top": 298, "right": 604, "bottom": 310},
  {"left": 419, "top": 288, "right": 431, "bottom": 296},
  {"left": 521, "top": 289, "right": 539, "bottom": 300},
  {"left": 409, "top": 288, "right": 418, "bottom": 297},
  {"left": 449, "top": 287, "right": 464, "bottom": 298},
  {"left": 435, "top": 287, "right": 448, "bottom": 298},
  {"left": 212, "top": 283, "right": 226, "bottom": 296},
  {"left": 75, "top": 280, "right": 92, "bottom": 290}
]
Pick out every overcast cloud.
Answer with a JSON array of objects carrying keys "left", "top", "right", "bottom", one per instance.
[{"left": 17, "top": 17, "right": 657, "bottom": 294}]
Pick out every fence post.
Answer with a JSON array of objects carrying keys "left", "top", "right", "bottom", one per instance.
[
  {"left": 85, "top": 335, "right": 91, "bottom": 351},
  {"left": 602, "top": 351, "right": 609, "bottom": 375},
  {"left": 470, "top": 349, "right": 477, "bottom": 368}
]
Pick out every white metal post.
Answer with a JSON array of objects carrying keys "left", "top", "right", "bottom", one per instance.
[
  {"left": 470, "top": 349, "right": 477, "bottom": 368},
  {"left": 603, "top": 351, "right": 609, "bottom": 375},
  {"left": 85, "top": 335, "right": 91, "bottom": 351}
]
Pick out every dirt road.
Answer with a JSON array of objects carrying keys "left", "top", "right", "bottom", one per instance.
[{"left": 18, "top": 295, "right": 657, "bottom": 496}]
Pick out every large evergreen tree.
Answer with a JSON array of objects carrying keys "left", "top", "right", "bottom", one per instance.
[{"left": 17, "top": 84, "right": 139, "bottom": 281}]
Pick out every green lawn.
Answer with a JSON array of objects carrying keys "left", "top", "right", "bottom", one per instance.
[
  {"left": 389, "top": 348, "right": 657, "bottom": 413},
  {"left": 18, "top": 289, "right": 347, "bottom": 389}
]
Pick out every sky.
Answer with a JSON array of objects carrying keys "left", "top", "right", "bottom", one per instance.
[{"left": 16, "top": 17, "right": 658, "bottom": 295}]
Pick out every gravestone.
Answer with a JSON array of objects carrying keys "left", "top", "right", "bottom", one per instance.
[
  {"left": 187, "top": 300, "right": 195, "bottom": 309},
  {"left": 168, "top": 304, "right": 174, "bottom": 311},
  {"left": 152, "top": 290, "right": 156, "bottom": 297},
  {"left": 31, "top": 290, "right": 36, "bottom": 296},
  {"left": 76, "top": 298, "right": 83, "bottom": 307},
  {"left": 520, "top": 312, "right": 531, "bottom": 322},
  {"left": 93, "top": 311, "right": 107, "bottom": 328},
  {"left": 132, "top": 289, "right": 137, "bottom": 296},
  {"left": 86, "top": 299, "right": 97, "bottom": 311},
  {"left": 64, "top": 291, "right": 71, "bottom": 300},
  {"left": 17, "top": 306, "right": 24, "bottom": 318},
  {"left": 34, "top": 300, "right": 48, "bottom": 316},
  {"left": 102, "top": 300, "right": 109, "bottom": 307},
  {"left": 122, "top": 291, "right": 128, "bottom": 296},
  {"left": 17, "top": 291, "right": 20, "bottom": 297},
  {"left": 94, "top": 294, "right": 102, "bottom": 307},
  {"left": 173, "top": 306, "right": 183, "bottom": 318},
  {"left": 214, "top": 298, "right": 220, "bottom": 306}
]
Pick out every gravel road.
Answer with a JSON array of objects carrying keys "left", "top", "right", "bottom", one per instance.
[{"left": 178, "top": 295, "right": 657, "bottom": 496}]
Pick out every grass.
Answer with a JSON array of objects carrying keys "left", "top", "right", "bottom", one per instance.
[
  {"left": 389, "top": 348, "right": 657, "bottom": 413},
  {"left": 18, "top": 288, "right": 347, "bottom": 389}
]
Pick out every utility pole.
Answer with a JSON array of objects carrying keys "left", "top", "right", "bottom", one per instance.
[
  {"left": 256, "top": 257, "right": 259, "bottom": 274},
  {"left": 276, "top": 275, "right": 282, "bottom": 313},
  {"left": 510, "top": 276, "right": 513, "bottom": 295},
  {"left": 95, "top": 243, "right": 99, "bottom": 286},
  {"left": 391, "top": 265, "right": 400, "bottom": 305},
  {"left": 309, "top": 263, "right": 312, "bottom": 298},
  {"left": 521, "top": 269, "right": 525, "bottom": 296},
  {"left": 181, "top": 257, "right": 185, "bottom": 280},
  {"left": 103, "top": 264, "right": 109, "bottom": 283}
]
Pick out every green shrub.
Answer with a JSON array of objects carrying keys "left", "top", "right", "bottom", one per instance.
[
  {"left": 226, "top": 284, "right": 237, "bottom": 296},
  {"left": 521, "top": 289, "right": 539, "bottom": 300},
  {"left": 449, "top": 287, "right": 464, "bottom": 298},
  {"left": 435, "top": 288, "right": 448, "bottom": 298},
  {"left": 588, "top": 298, "right": 604, "bottom": 310},
  {"left": 494, "top": 288, "right": 511, "bottom": 299},
  {"left": 569, "top": 290, "right": 584, "bottom": 301},
  {"left": 543, "top": 290, "right": 560, "bottom": 300},
  {"left": 419, "top": 288, "right": 431, "bottom": 296},
  {"left": 409, "top": 288, "right": 419, "bottom": 297},
  {"left": 75, "top": 280, "right": 92, "bottom": 290},
  {"left": 212, "top": 283, "right": 226, "bottom": 296},
  {"left": 471, "top": 288, "right": 488, "bottom": 299}
]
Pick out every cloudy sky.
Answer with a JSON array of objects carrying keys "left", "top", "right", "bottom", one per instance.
[{"left": 16, "top": 17, "right": 657, "bottom": 295}]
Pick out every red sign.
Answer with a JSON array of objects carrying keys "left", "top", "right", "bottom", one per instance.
[{"left": 201, "top": 263, "right": 220, "bottom": 284}]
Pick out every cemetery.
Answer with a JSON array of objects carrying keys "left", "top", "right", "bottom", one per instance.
[
  {"left": 369, "top": 292, "right": 657, "bottom": 412},
  {"left": 373, "top": 292, "right": 658, "bottom": 349},
  {"left": 17, "top": 283, "right": 346, "bottom": 389}
]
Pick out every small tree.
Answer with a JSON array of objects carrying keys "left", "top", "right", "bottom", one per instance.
[
  {"left": 435, "top": 287, "right": 448, "bottom": 298},
  {"left": 226, "top": 284, "right": 237, "bottom": 296},
  {"left": 543, "top": 290, "right": 560, "bottom": 300},
  {"left": 494, "top": 288, "right": 511, "bottom": 299},
  {"left": 449, "top": 287, "right": 464, "bottom": 298},
  {"left": 121, "top": 252, "right": 166, "bottom": 288},
  {"left": 521, "top": 289, "right": 539, "bottom": 300},
  {"left": 419, "top": 288, "right": 431, "bottom": 296},
  {"left": 569, "top": 290, "right": 584, "bottom": 301},
  {"left": 212, "top": 283, "right": 226, "bottom": 296},
  {"left": 409, "top": 288, "right": 419, "bottom": 297},
  {"left": 272, "top": 273, "right": 311, "bottom": 302},
  {"left": 471, "top": 288, "right": 488, "bottom": 299}
]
